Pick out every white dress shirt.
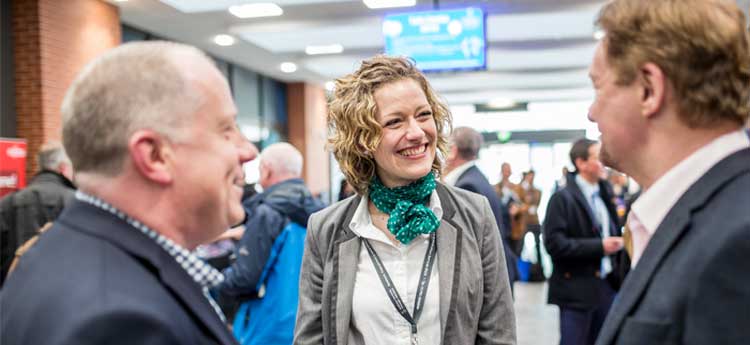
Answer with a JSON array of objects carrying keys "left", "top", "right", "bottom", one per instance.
[
  {"left": 347, "top": 192, "right": 443, "bottom": 345},
  {"left": 629, "top": 129, "right": 750, "bottom": 267},
  {"left": 575, "top": 174, "right": 613, "bottom": 277},
  {"left": 443, "top": 161, "right": 475, "bottom": 186}
]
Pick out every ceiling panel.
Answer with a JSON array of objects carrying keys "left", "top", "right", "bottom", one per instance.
[
  {"left": 159, "top": 0, "right": 355, "bottom": 13},
  {"left": 119, "top": 0, "right": 610, "bottom": 105},
  {"left": 233, "top": 18, "right": 384, "bottom": 53}
]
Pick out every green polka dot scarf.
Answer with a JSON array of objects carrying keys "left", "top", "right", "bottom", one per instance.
[{"left": 369, "top": 172, "right": 441, "bottom": 245}]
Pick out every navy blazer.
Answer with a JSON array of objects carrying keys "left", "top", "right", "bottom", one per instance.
[
  {"left": 543, "top": 173, "right": 627, "bottom": 309},
  {"left": 0, "top": 200, "right": 238, "bottom": 345},
  {"left": 455, "top": 165, "right": 518, "bottom": 283},
  {"left": 596, "top": 148, "right": 750, "bottom": 345}
]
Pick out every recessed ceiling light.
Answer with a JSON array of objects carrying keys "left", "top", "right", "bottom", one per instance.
[
  {"left": 487, "top": 98, "right": 517, "bottom": 109},
  {"left": 280, "top": 62, "right": 297, "bottom": 73},
  {"left": 325, "top": 81, "right": 336, "bottom": 92},
  {"left": 593, "top": 29, "right": 605, "bottom": 40},
  {"left": 363, "top": 0, "right": 416, "bottom": 9},
  {"left": 305, "top": 44, "right": 344, "bottom": 55},
  {"left": 229, "top": 3, "right": 283, "bottom": 19},
  {"left": 213, "top": 34, "right": 236, "bottom": 46}
]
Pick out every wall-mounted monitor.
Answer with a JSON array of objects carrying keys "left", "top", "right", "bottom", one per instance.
[{"left": 383, "top": 7, "right": 486, "bottom": 72}]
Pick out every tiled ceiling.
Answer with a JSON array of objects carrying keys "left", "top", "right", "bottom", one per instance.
[{"left": 115, "top": 0, "right": 750, "bottom": 108}]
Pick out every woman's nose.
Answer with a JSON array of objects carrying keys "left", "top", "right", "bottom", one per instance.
[{"left": 404, "top": 118, "right": 425, "bottom": 140}]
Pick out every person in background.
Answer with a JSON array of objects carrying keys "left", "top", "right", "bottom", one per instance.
[
  {"left": 0, "top": 41, "right": 256, "bottom": 344},
  {"left": 0, "top": 142, "right": 75, "bottom": 286},
  {"left": 294, "top": 56, "right": 516, "bottom": 345},
  {"left": 495, "top": 162, "right": 525, "bottom": 256},
  {"left": 518, "top": 170, "right": 544, "bottom": 281},
  {"left": 607, "top": 171, "right": 630, "bottom": 225},
  {"left": 589, "top": 1, "right": 750, "bottom": 344},
  {"left": 214, "top": 142, "right": 324, "bottom": 345},
  {"left": 544, "top": 139, "right": 627, "bottom": 345},
  {"left": 553, "top": 167, "right": 570, "bottom": 193},
  {"left": 444, "top": 126, "right": 518, "bottom": 291}
]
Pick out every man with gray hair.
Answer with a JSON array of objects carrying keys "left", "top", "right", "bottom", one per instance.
[
  {"left": 1, "top": 41, "right": 257, "bottom": 345},
  {"left": 444, "top": 127, "right": 517, "bottom": 288},
  {"left": 0, "top": 142, "right": 75, "bottom": 286},
  {"left": 214, "top": 142, "right": 324, "bottom": 345}
]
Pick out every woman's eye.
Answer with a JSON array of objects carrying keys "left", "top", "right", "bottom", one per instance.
[
  {"left": 418, "top": 111, "right": 433, "bottom": 118},
  {"left": 385, "top": 119, "right": 400, "bottom": 127}
]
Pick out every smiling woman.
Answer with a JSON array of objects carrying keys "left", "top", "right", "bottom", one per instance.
[
  {"left": 372, "top": 78, "right": 437, "bottom": 189},
  {"left": 294, "top": 56, "right": 517, "bottom": 345}
]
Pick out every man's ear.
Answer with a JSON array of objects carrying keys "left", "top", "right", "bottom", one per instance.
[
  {"left": 128, "top": 130, "right": 173, "bottom": 184},
  {"left": 259, "top": 160, "right": 271, "bottom": 183},
  {"left": 639, "top": 62, "right": 666, "bottom": 119}
]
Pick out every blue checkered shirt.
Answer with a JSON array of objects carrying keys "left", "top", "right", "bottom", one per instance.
[{"left": 75, "top": 191, "right": 227, "bottom": 322}]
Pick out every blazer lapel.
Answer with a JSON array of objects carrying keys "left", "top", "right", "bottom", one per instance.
[
  {"left": 66, "top": 202, "right": 236, "bottom": 344},
  {"left": 329, "top": 195, "right": 360, "bottom": 345},
  {"left": 597, "top": 148, "right": 750, "bottom": 345},
  {"left": 334, "top": 236, "right": 360, "bottom": 345},
  {"left": 435, "top": 183, "right": 460, "bottom": 339},
  {"left": 159, "top": 265, "right": 239, "bottom": 345},
  {"left": 436, "top": 216, "right": 458, "bottom": 339},
  {"left": 596, "top": 211, "right": 690, "bottom": 344}
]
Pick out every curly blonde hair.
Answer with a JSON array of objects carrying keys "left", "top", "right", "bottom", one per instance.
[
  {"left": 328, "top": 56, "right": 452, "bottom": 195},
  {"left": 597, "top": 0, "right": 750, "bottom": 128}
]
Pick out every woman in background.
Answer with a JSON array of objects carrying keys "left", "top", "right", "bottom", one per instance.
[{"left": 293, "top": 56, "right": 516, "bottom": 345}]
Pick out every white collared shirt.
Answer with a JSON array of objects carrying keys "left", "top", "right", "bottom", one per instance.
[
  {"left": 630, "top": 129, "right": 750, "bottom": 263},
  {"left": 443, "top": 161, "right": 475, "bottom": 186},
  {"left": 575, "top": 174, "right": 613, "bottom": 277},
  {"left": 347, "top": 192, "right": 443, "bottom": 345}
]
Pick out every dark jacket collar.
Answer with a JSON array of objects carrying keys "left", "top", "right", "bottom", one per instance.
[
  {"left": 30, "top": 170, "right": 75, "bottom": 189},
  {"left": 249, "top": 178, "right": 325, "bottom": 226},
  {"left": 58, "top": 201, "right": 236, "bottom": 345},
  {"left": 597, "top": 148, "right": 750, "bottom": 344}
]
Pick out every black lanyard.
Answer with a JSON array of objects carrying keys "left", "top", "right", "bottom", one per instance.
[{"left": 362, "top": 232, "right": 437, "bottom": 344}]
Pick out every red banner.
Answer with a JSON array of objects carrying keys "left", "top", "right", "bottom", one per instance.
[{"left": 0, "top": 138, "right": 27, "bottom": 198}]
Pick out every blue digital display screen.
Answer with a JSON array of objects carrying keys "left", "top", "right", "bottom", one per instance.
[{"left": 383, "top": 7, "right": 486, "bottom": 72}]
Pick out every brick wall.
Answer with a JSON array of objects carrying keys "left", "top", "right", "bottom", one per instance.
[
  {"left": 287, "top": 82, "right": 330, "bottom": 196},
  {"left": 12, "top": 0, "right": 120, "bottom": 176}
]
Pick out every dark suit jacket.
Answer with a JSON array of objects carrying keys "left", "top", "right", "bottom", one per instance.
[
  {"left": 596, "top": 148, "right": 750, "bottom": 345},
  {"left": 455, "top": 165, "right": 518, "bottom": 283},
  {"left": 543, "top": 173, "right": 627, "bottom": 310},
  {"left": 0, "top": 170, "right": 75, "bottom": 285},
  {"left": 0, "top": 200, "right": 238, "bottom": 345}
]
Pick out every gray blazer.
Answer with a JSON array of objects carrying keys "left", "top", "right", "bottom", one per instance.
[
  {"left": 595, "top": 148, "right": 750, "bottom": 345},
  {"left": 294, "top": 183, "right": 516, "bottom": 345}
]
